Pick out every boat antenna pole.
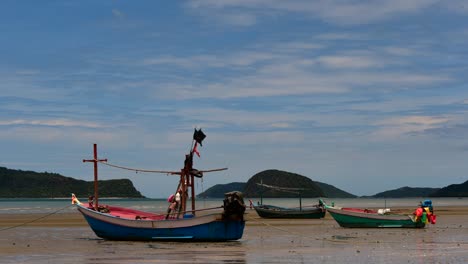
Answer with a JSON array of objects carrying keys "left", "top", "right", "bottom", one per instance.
[
  {"left": 260, "top": 179, "right": 263, "bottom": 205},
  {"left": 299, "top": 191, "right": 302, "bottom": 211},
  {"left": 188, "top": 139, "right": 196, "bottom": 216},
  {"left": 83, "top": 144, "right": 107, "bottom": 210},
  {"left": 190, "top": 143, "right": 196, "bottom": 215}
]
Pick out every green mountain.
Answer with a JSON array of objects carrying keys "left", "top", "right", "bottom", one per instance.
[
  {"left": 429, "top": 180, "right": 468, "bottom": 197},
  {"left": 197, "top": 169, "right": 468, "bottom": 198},
  {"left": 370, "top": 186, "right": 440, "bottom": 198},
  {"left": 315, "top": 181, "right": 357, "bottom": 198},
  {"left": 243, "top": 169, "right": 324, "bottom": 198},
  {"left": 198, "top": 169, "right": 355, "bottom": 198},
  {"left": 0, "top": 167, "right": 145, "bottom": 198},
  {"left": 197, "top": 182, "right": 246, "bottom": 198}
]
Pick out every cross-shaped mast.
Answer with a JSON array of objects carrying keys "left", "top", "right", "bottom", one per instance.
[{"left": 83, "top": 144, "right": 107, "bottom": 210}]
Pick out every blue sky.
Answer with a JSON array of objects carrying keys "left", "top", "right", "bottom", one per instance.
[{"left": 1, "top": 1, "right": 467, "bottom": 198}]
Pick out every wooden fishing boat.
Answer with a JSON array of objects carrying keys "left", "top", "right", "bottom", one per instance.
[
  {"left": 72, "top": 129, "right": 246, "bottom": 241},
  {"left": 253, "top": 183, "right": 326, "bottom": 219},
  {"left": 322, "top": 199, "right": 435, "bottom": 228},
  {"left": 254, "top": 204, "right": 325, "bottom": 219}
]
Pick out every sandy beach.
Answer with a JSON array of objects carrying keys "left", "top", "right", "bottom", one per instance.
[{"left": 1, "top": 206, "right": 468, "bottom": 263}]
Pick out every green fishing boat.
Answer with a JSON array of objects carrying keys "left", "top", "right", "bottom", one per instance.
[{"left": 322, "top": 199, "right": 435, "bottom": 228}]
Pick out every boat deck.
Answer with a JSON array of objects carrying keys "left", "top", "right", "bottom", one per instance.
[{"left": 89, "top": 204, "right": 167, "bottom": 220}]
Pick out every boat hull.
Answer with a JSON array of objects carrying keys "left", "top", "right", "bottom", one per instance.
[
  {"left": 77, "top": 204, "right": 245, "bottom": 241},
  {"left": 326, "top": 207, "right": 425, "bottom": 228},
  {"left": 254, "top": 205, "right": 326, "bottom": 219}
]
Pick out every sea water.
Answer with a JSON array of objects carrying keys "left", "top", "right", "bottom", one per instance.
[{"left": 1, "top": 197, "right": 467, "bottom": 214}]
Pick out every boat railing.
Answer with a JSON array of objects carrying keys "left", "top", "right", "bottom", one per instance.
[{"left": 165, "top": 205, "right": 224, "bottom": 219}]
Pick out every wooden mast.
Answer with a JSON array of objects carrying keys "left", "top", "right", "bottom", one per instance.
[
  {"left": 177, "top": 147, "right": 195, "bottom": 215},
  {"left": 183, "top": 145, "right": 197, "bottom": 217},
  {"left": 83, "top": 144, "right": 107, "bottom": 210},
  {"left": 190, "top": 174, "right": 195, "bottom": 215}
]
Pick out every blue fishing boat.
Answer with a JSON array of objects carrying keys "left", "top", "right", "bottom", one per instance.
[{"left": 72, "top": 129, "right": 246, "bottom": 241}]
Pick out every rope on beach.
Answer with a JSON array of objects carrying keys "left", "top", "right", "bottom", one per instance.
[{"left": 0, "top": 204, "right": 74, "bottom": 232}]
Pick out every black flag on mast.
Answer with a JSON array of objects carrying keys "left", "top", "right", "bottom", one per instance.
[{"left": 193, "top": 128, "right": 206, "bottom": 146}]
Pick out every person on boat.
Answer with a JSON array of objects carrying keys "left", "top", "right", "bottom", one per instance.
[
  {"left": 166, "top": 193, "right": 178, "bottom": 219},
  {"left": 88, "top": 196, "right": 95, "bottom": 209},
  {"left": 414, "top": 203, "right": 424, "bottom": 222},
  {"left": 175, "top": 190, "right": 181, "bottom": 209},
  {"left": 249, "top": 199, "right": 253, "bottom": 209}
]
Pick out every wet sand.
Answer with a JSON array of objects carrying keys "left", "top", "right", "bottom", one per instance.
[{"left": 1, "top": 206, "right": 468, "bottom": 263}]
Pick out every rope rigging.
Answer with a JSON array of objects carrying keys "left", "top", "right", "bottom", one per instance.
[
  {"left": 97, "top": 160, "right": 228, "bottom": 175},
  {"left": 256, "top": 183, "right": 308, "bottom": 194},
  {"left": 97, "top": 160, "right": 179, "bottom": 174}
]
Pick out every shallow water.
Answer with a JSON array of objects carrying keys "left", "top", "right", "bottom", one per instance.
[
  {"left": 1, "top": 198, "right": 468, "bottom": 263},
  {"left": 1, "top": 197, "right": 467, "bottom": 214}
]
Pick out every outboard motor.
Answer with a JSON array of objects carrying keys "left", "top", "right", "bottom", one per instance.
[{"left": 223, "top": 191, "right": 246, "bottom": 220}]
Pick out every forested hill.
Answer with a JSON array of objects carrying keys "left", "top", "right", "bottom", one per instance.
[
  {"left": 315, "top": 181, "right": 357, "bottom": 198},
  {"left": 369, "top": 186, "right": 440, "bottom": 198},
  {"left": 429, "top": 180, "right": 468, "bottom": 197},
  {"left": 197, "top": 169, "right": 356, "bottom": 198},
  {"left": 197, "top": 182, "right": 246, "bottom": 198},
  {"left": 0, "top": 167, "right": 145, "bottom": 198},
  {"left": 196, "top": 169, "right": 468, "bottom": 198}
]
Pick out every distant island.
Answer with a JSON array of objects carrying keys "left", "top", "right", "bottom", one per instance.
[
  {"left": 429, "top": 181, "right": 468, "bottom": 197},
  {"left": 366, "top": 187, "right": 441, "bottom": 198},
  {"left": 1, "top": 166, "right": 467, "bottom": 198},
  {"left": 197, "top": 169, "right": 468, "bottom": 198},
  {"left": 0, "top": 167, "right": 145, "bottom": 198},
  {"left": 198, "top": 169, "right": 356, "bottom": 198}
]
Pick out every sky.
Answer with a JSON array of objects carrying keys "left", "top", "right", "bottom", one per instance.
[{"left": 1, "top": 1, "right": 468, "bottom": 198}]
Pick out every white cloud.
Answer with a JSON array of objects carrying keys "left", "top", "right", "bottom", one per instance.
[
  {"left": 383, "top": 47, "right": 415, "bottom": 56},
  {"left": 372, "top": 115, "right": 452, "bottom": 139},
  {"left": 348, "top": 95, "right": 467, "bottom": 113},
  {"left": 327, "top": 71, "right": 451, "bottom": 88},
  {"left": 315, "top": 32, "right": 367, "bottom": 41},
  {"left": 112, "top": 9, "right": 125, "bottom": 19},
  {"left": 219, "top": 12, "right": 257, "bottom": 26},
  {"left": 380, "top": 116, "right": 451, "bottom": 126},
  {"left": 143, "top": 52, "right": 277, "bottom": 69},
  {"left": 187, "top": 0, "right": 439, "bottom": 26},
  {"left": 151, "top": 65, "right": 449, "bottom": 100},
  {"left": 0, "top": 126, "right": 114, "bottom": 143},
  {"left": 138, "top": 40, "right": 452, "bottom": 100},
  {"left": 317, "top": 55, "right": 382, "bottom": 69},
  {"left": 153, "top": 73, "right": 348, "bottom": 100},
  {"left": 15, "top": 70, "right": 41, "bottom": 75},
  {"left": 0, "top": 119, "right": 105, "bottom": 129},
  {"left": 272, "top": 42, "right": 323, "bottom": 52}
]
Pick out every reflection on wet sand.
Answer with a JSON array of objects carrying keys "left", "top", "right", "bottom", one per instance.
[{"left": 1, "top": 207, "right": 468, "bottom": 263}]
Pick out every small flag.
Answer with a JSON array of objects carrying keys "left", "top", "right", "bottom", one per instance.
[
  {"left": 193, "top": 142, "right": 200, "bottom": 157},
  {"left": 193, "top": 128, "right": 206, "bottom": 146}
]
